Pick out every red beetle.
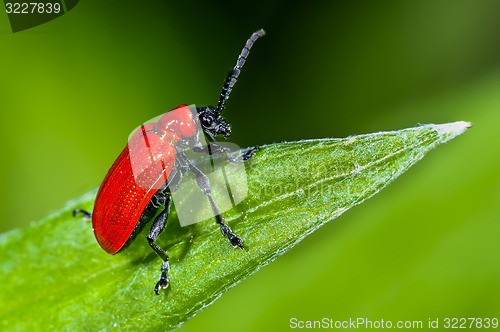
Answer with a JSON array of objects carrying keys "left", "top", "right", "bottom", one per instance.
[{"left": 74, "top": 29, "right": 265, "bottom": 294}]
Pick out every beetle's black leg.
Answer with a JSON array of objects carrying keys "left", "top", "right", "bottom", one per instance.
[
  {"left": 73, "top": 209, "right": 92, "bottom": 220},
  {"left": 239, "top": 145, "right": 260, "bottom": 161},
  {"left": 187, "top": 162, "right": 243, "bottom": 248},
  {"left": 192, "top": 141, "right": 260, "bottom": 162},
  {"left": 225, "top": 145, "right": 260, "bottom": 162},
  {"left": 191, "top": 142, "right": 230, "bottom": 157},
  {"left": 147, "top": 194, "right": 172, "bottom": 295}
]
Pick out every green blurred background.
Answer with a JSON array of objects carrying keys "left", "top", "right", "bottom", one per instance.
[{"left": 1, "top": 0, "right": 500, "bottom": 330}]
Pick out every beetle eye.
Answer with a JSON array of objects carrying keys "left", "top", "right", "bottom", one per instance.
[{"left": 200, "top": 114, "right": 213, "bottom": 127}]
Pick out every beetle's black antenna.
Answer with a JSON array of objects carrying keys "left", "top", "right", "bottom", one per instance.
[{"left": 215, "top": 29, "right": 265, "bottom": 115}]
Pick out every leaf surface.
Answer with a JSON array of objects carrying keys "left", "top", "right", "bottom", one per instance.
[{"left": 0, "top": 122, "right": 470, "bottom": 331}]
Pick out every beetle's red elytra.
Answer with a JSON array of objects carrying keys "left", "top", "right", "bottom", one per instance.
[
  {"left": 73, "top": 29, "right": 266, "bottom": 295},
  {"left": 93, "top": 105, "right": 196, "bottom": 254}
]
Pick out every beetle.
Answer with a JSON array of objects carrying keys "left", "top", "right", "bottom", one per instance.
[{"left": 73, "top": 29, "right": 265, "bottom": 295}]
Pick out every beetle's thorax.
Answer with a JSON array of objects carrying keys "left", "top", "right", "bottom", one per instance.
[{"left": 155, "top": 105, "right": 198, "bottom": 145}]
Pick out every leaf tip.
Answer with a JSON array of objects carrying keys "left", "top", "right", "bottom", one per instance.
[{"left": 432, "top": 121, "right": 472, "bottom": 143}]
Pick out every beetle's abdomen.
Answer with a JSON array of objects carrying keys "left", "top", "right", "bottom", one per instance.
[{"left": 93, "top": 124, "right": 176, "bottom": 254}]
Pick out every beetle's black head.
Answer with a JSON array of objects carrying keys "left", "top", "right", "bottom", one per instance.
[{"left": 197, "top": 106, "right": 231, "bottom": 137}]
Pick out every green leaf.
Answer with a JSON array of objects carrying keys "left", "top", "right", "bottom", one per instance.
[{"left": 0, "top": 122, "right": 470, "bottom": 331}]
